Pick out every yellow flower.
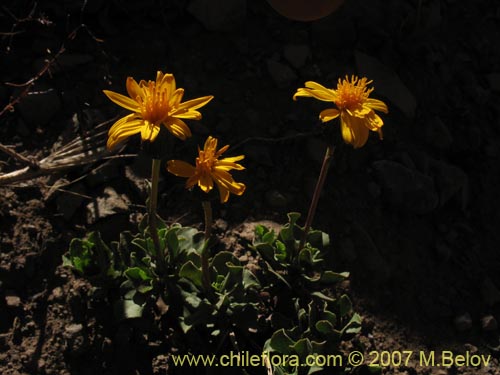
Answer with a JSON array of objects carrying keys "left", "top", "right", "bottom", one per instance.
[
  {"left": 167, "top": 136, "right": 246, "bottom": 203},
  {"left": 103, "top": 71, "right": 213, "bottom": 150},
  {"left": 293, "top": 75, "right": 388, "bottom": 148}
]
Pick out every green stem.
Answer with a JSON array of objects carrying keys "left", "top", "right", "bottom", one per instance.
[
  {"left": 149, "top": 158, "right": 165, "bottom": 275},
  {"left": 201, "top": 200, "right": 213, "bottom": 292},
  {"left": 299, "top": 145, "right": 334, "bottom": 252}
]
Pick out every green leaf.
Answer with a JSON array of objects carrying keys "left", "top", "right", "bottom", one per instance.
[
  {"left": 113, "top": 299, "right": 144, "bottom": 321},
  {"left": 211, "top": 251, "right": 239, "bottom": 274},
  {"left": 320, "top": 271, "right": 349, "bottom": 285},
  {"left": 125, "top": 267, "right": 152, "bottom": 282},
  {"left": 266, "top": 329, "right": 295, "bottom": 355},
  {"left": 307, "top": 230, "right": 330, "bottom": 248},
  {"left": 179, "top": 261, "right": 203, "bottom": 288},
  {"left": 242, "top": 268, "right": 260, "bottom": 290},
  {"left": 342, "top": 313, "right": 362, "bottom": 335},
  {"left": 166, "top": 227, "right": 180, "bottom": 258},
  {"left": 339, "top": 294, "right": 352, "bottom": 317},
  {"left": 315, "top": 320, "right": 335, "bottom": 335},
  {"left": 291, "top": 337, "right": 312, "bottom": 358},
  {"left": 310, "top": 291, "right": 335, "bottom": 302}
]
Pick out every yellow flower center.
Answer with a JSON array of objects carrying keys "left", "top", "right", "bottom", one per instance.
[
  {"left": 334, "top": 76, "right": 374, "bottom": 110},
  {"left": 196, "top": 149, "right": 217, "bottom": 175},
  {"left": 137, "top": 81, "right": 171, "bottom": 125}
]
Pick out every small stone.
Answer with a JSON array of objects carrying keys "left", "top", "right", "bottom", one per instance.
[
  {"left": 454, "top": 312, "right": 472, "bottom": 331},
  {"left": 5, "top": 295, "right": 21, "bottom": 308},
  {"left": 48, "top": 287, "right": 64, "bottom": 302},
  {"left": 86, "top": 187, "right": 130, "bottom": 224},
  {"left": 64, "top": 323, "right": 83, "bottom": 338},
  {"left": 283, "top": 44, "right": 310, "bottom": 69},
  {"left": 372, "top": 160, "right": 439, "bottom": 214},
  {"left": 266, "top": 59, "right": 298, "bottom": 88},
  {"left": 56, "top": 183, "right": 86, "bottom": 220},
  {"left": 481, "top": 315, "right": 498, "bottom": 332}
]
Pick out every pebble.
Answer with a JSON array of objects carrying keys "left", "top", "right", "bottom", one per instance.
[
  {"left": 454, "top": 312, "right": 472, "bottom": 331},
  {"left": 481, "top": 315, "right": 498, "bottom": 332},
  {"left": 5, "top": 295, "right": 21, "bottom": 308},
  {"left": 372, "top": 160, "right": 439, "bottom": 214},
  {"left": 86, "top": 187, "right": 130, "bottom": 224}
]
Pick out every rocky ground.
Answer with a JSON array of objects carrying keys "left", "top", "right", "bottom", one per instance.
[{"left": 1, "top": 0, "right": 500, "bottom": 374}]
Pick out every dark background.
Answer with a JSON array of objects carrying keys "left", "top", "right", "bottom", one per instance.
[{"left": 1, "top": 0, "right": 500, "bottom": 374}]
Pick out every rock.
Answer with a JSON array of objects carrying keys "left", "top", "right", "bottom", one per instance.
[
  {"left": 17, "top": 83, "right": 61, "bottom": 126},
  {"left": 481, "top": 278, "right": 500, "bottom": 306},
  {"left": 56, "top": 183, "right": 87, "bottom": 220},
  {"left": 372, "top": 160, "right": 439, "bottom": 214},
  {"left": 265, "top": 190, "right": 288, "bottom": 209},
  {"left": 423, "top": 116, "right": 453, "bottom": 151},
  {"left": 125, "top": 165, "right": 148, "bottom": 197},
  {"left": 188, "top": 0, "right": 246, "bottom": 31},
  {"left": 481, "top": 315, "right": 498, "bottom": 332},
  {"left": 428, "top": 159, "right": 468, "bottom": 209},
  {"left": 86, "top": 187, "right": 130, "bottom": 224},
  {"left": 267, "top": 59, "right": 298, "bottom": 88},
  {"left": 283, "top": 44, "right": 310, "bottom": 69},
  {"left": 5, "top": 295, "right": 21, "bottom": 308},
  {"left": 454, "top": 312, "right": 472, "bottom": 331},
  {"left": 48, "top": 287, "right": 64, "bottom": 302},
  {"left": 85, "top": 162, "right": 121, "bottom": 187},
  {"left": 64, "top": 323, "right": 83, "bottom": 338}
]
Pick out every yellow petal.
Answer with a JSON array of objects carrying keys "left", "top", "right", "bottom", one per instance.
[
  {"left": 126, "top": 77, "right": 142, "bottom": 101},
  {"left": 203, "top": 136, "right": 217, "bottom": 151},
  {"left": 167, "top": 160, "right": 196, "bottom": 177},
  {"left": 176, "top": 95, "right": 214, "bottom": 113},
  {"left": 214, "top": 161, "right": 245, "bottom": 171},
  {"left": 293, "top": 87, "right": 334, "bottom": 102},
  {"left": 213, "top": 170, "right": 246, "bottom": 195},
  {"left": 365, "top": 98, "right": 388, "bottom": 113},
  {"left": 169, "top": 88, "right": 184, "bottom": 108},
  {"left": 107, "top": 115, "right": 143, "bottom": 150},
  {"left": 140, "top": 121, "right": 160, "bottom": 142},
  {"left": 342, "top": 114, "right": 369, "bottom": 148},
  {"left": 163, "top": 118, "right": 192, "bottom": 140},
  {"left": 319, "top": 108, "right": 340, "bottom": 122},
  {"left": 103, "top": 90, "right": 139, "bottom": 112},
  {"left": 198, "top": 172, "right": 214, "bottom": 193},
  {"left": 220, "top": 155, "right": 244, "bottom": 163},
  {"left": 346, "top": 104, "right": 371, "bottom": 117},
  {"left": 364, "top": 111, "right": 384, "bottom": 130}
]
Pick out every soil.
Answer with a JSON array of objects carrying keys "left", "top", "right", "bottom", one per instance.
[{"left": 1, "top": 0, "right": 500, "bottom": 374}]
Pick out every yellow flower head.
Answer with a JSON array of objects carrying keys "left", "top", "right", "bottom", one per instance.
[
  {"left": 293, "top": 75, "right": 388, "bottom": 148},
  {"left": 103, "top": 71, "right": 213, "bottom": 150},
  {"left": 167, "top": 136, "right": 246, "bottom": 203}
]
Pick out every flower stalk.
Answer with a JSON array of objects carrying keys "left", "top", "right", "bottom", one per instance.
[
  {"left": 299, "top": 145, "right": 334, "bottom": 252},
  {"left": 149, "top": 158, "right": 166, "bottom": 275},
  {"left": 201, "top": 200, "right": 213, "bottom": 293}
]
